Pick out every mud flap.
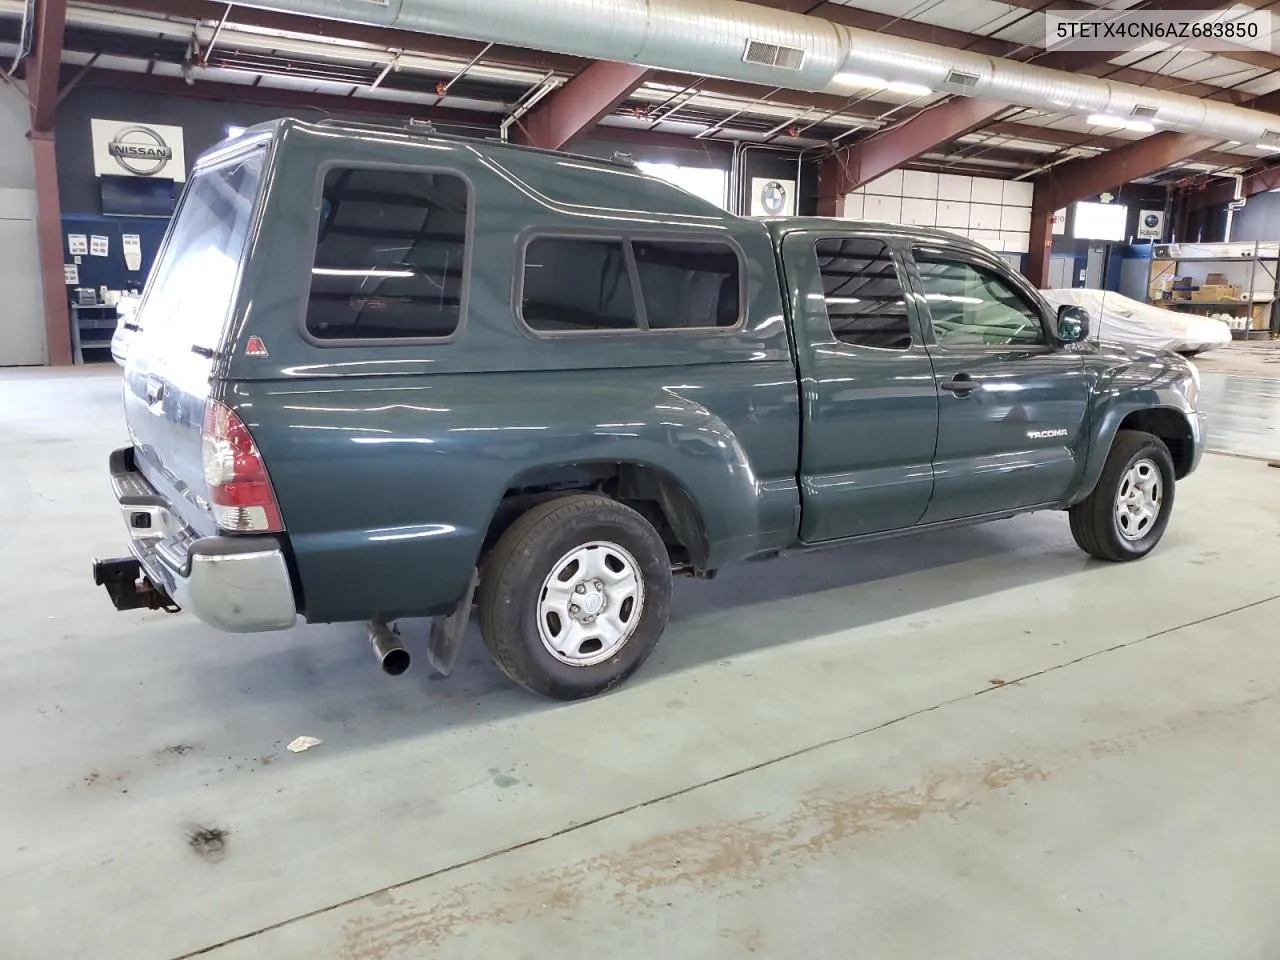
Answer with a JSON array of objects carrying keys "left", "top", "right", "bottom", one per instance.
[{"left": 426, "top": 568, "right": 478, "bottom": 678}]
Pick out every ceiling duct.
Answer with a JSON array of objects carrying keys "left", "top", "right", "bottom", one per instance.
[{"left": 236, "top": 0, "right": 1280, "bottom": 144}]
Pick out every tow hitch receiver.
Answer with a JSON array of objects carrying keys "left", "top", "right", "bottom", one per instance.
[{"left": 92, "top": 557, "right": 180, "bottom": 613}]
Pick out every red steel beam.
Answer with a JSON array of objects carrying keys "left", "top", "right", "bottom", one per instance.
[
  {"left": 1025, "top": 131, "right": 1221, "bottom": 285},
  {"left": 515, "top": 61, "right": 649, "bottom": 150},
  {"left": 29, "top": 0, "right": 69, "bottom": 132},
  {"left": 31, "top": 133, "right": 73, "bottom": 366}
]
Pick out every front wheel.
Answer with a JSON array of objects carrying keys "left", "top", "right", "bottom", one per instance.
[
  {"left": 1069, "top": 429, "right": 1176, "bottom": 562},
  {"left": 477, "top": 494, "right": 672, "bottom": 700}
]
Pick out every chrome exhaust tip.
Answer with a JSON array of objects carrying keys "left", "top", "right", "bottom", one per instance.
[{"left": 369, "top": 621, "right": 410, "bottom": 676}]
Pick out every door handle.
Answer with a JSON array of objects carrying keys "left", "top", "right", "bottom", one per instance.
[
  {"left": 145, "top": 377, "right": 165, "bottom": 405},
  {"left": 940, "top": 375, "right": 981, "bottom": 394}
]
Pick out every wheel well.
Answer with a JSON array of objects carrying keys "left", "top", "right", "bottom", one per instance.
[
  {"left": 1117, "top": 409, "right": 1194, "bottom": 478},
  {"left": 482, "top": 463, "right": 710, "bottom": 570}
]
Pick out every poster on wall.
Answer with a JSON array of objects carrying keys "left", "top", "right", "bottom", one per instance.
[
  {"left": 64, "top": 264, "right": 79, "bottom": 285},
  {"left": 1051, "top": 208, "right": 1067, "bottom": 235},
  {"left": 122, "top": 234, "right": 142, "bottom": 271},
  {"left": 749, "top": 178, "right": 796, "bottom": 217},
  {"left": 91, "top": 119, "right": 186, "bottom": 181},
  {"left": 89, "top": 235, "right": 109, "bottom": 257},
  {"left": 1137, "top": 209, "right": 1165, "bottom": 240},
  {"left": 67, "top": 234, "right": 88, "bottom": 256}
]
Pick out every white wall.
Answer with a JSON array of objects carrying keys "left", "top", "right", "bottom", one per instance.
[
  {"left": 0, "top": 84, "right": 46, "bottom": 366},
  {"left": 841, "top": 170, "right": 1034, "bottom": 255}
]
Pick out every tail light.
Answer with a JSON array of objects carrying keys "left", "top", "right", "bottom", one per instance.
[{"left": 201, "top": 399, "right": 284, "bottom": 533}]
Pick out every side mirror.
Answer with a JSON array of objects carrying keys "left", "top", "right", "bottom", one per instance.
[{"left": 1055, "top": 304, "right": 1090, "bottom": 344}]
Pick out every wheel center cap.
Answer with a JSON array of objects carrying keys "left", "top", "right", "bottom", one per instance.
[{"left": 581, "top": 590, "right": 604, "bottom": 615}]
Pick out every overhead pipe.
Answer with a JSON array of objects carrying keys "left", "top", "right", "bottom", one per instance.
[{"left": 235, "top": 0, "right": 1280, "bottom": 145}]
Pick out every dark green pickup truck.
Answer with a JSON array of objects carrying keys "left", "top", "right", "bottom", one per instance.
[{"left": 94, "top": 118, "right": 1205, "bottom": 700}]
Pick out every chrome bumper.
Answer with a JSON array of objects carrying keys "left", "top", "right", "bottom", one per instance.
[{"left": 106, "top": 447, "right": 297, "bottom": 633}]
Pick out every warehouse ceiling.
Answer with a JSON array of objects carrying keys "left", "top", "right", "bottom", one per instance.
[{"left": 3, "top": 0, "right": 1280, "bottom": 187}]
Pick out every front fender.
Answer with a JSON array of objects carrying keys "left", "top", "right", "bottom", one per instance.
[{"left": 1067, "top": 345, "right": 1200, "bottom": 506}]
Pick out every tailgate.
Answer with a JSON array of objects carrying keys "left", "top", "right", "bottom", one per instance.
[{"left": 122, "top": 146, "right": 266, "bottom": 535}]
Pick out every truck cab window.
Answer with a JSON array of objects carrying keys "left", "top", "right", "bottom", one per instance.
[
  {"left": 914, "top": 254, "right": 1046, "bottom": 347},
  {"left": 814, "top": 237, "right": 912, "bottom": 349}
]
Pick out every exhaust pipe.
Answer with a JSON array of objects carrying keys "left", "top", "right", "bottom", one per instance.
[{"left": 369, "top": 621, "right": 411, "bottom": 676}]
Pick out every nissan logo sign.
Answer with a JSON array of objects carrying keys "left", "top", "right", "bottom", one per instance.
[{"left": 107, "top": 125, "right": 173, "bottom": 176}]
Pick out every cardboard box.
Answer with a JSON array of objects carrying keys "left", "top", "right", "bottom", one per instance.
[
  {"left": 1205, "top": 272, "right": 1229, "bottom": 285},
  {"left": 1191, "top": 284, "right": 1239, "bottom": 302}
]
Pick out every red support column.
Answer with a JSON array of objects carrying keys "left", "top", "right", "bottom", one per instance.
[
  {"left": 31, "top": 133, "right": 72, "bottom": 366},
  {"left": 1025, "top": 187, "right": 1056, "bottom": 289},
  {"left": 816, "top": 156, "right": 845, "bottom": 218},
  {"left": 29, "top": 0, "right": 72, "bottom": 366}
]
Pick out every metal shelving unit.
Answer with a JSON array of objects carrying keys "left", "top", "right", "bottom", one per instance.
[
  {"left": 1148, "top": 241, "right": 1279, "bottom": 340},
  {"left": 69, "top": 303, "right": 119, "bottom": 364}
]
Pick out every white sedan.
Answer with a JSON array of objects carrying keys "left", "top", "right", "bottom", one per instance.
[{"left": 1040, "top": 288, "right": 1232, "bottom": 355}]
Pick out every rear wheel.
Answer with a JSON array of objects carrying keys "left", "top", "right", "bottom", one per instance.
[
  {"left": 1069, "top": 429, "right": 1176, "bottom": 562},
  {"left": 477, "top": 494, "right": 672, "bottom": 700}
]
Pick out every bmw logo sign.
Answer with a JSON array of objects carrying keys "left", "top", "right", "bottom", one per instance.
[
  {"left": 759, "top": 180, "right": 788, "bottom": 216},
  {"left": 1143, "top": 213, "right": 1161, "bottom": 229}
]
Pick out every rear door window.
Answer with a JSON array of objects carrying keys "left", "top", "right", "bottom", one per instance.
[
  {"left": 306, "top": 167, "right": 469, "bottom": 340},
  {"left": 814, "top": 237, "right": 912, "bottom": 349}
]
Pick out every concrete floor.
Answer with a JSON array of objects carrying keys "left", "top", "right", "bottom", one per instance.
[{"left": 2, "top": 365, "right": 1278, "bottom": 960}]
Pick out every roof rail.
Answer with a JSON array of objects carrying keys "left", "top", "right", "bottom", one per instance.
[{"left": 309, "top": 117, "right": 637, "bottom": 170}]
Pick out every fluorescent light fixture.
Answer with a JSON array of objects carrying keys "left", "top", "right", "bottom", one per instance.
[
  {"left": 833, "top": 72, "right": 932, "bottom": 98},
  {"left": 1256, "top": 144, "right": 1280, "bottom": 151},
  {"left": 825, "top": 297, "right": 862, "bottom": 305},
  {"left": 312, "top": 267, "right": 415, "bottom": 278},
  {"left": 226, "top": 125, "right": 247, "bottom": 139},
  {"left": 1086, "top": 114, "right": 1155, "bottom": 133}
]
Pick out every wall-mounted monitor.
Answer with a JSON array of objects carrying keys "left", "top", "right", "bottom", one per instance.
[
  {"left": 100, "top": 174, "right": 178, "bottom": 218},
  {"left": 1073, "top": 201, "right": 1128, "bottom": 242}
]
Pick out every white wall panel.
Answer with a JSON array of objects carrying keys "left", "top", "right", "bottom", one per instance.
[
  {"left": 1000, "top": 205, "right": 1032, "bottom": 232},
  {"left": 970, "top": 203, "right": 1004, "bottom": 230},
  {"left": 863, "top": 193, "right": 902, "bottom": 222},
  {"left": 901, "top": 197, "right": 937, "bottom": 226},
  {"left": 938, "top": 173, "right": 971, "bottom": 201},
  {"left": 1001, "top": 232, "right": 1031, "bottom": 254},
  {"left": 864, "top": 169, "right": 904, "bottom": 195},
  {"left": 936, "top": 200, "right": 971, "bottom": 228},
  {"left": 1002, "top": 179, "right": 1034, "bottom": 207},
  {"left": 842, "top": 193, "right": 865, "bottom": 220},
  {"left": 901, "top": 169, "right": 939, "bottom": 199},
  {"left": 970, "top": 177, "right": 1004, "bottom": 204}
]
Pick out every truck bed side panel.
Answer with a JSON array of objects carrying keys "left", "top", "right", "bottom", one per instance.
[{"left": 238, "top": 364, "right": 799, "bottom": 623}]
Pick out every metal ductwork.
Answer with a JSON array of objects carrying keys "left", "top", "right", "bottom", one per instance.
[{"left": 239, "top": 0, "right": 1280, "bottom": 145}]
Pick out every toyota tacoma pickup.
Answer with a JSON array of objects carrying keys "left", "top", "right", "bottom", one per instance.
[{"left": 93, "top": 118, "right": 1205, "bottom": 700}]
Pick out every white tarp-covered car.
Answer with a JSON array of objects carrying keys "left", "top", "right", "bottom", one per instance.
[{"left": 1040, "top": 288, "right": 1232, "bottom": 355}]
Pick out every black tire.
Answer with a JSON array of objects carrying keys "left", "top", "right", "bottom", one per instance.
[
  {"left": 477, "top": 494, "right": 672, "bottom": 700},
  {"left": 1069, "top": 429, "right": 1176, "bottom": 562}
]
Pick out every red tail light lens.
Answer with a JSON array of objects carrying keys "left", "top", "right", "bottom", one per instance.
[{"left": 201, "top": 399, "right": 284, "bottom": 533}]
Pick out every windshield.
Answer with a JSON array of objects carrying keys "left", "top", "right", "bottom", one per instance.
[{"left": 136, "top": 147, "right": 265, "bottom": 352}]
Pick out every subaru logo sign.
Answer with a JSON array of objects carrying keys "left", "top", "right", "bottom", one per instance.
[
  {"left": 107, "top": 126, "right": 173, "bottom": 177},
  {"left": 759, "top": 180, "right": 788, "bottom": 216}
]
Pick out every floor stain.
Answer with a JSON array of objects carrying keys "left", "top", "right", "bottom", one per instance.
[
  {"left": 187, "top": 825, "right": 229, "bottom": 863},
  {"left": 336, "top": 756, "right": 1046, "bottom": 959},
  {"left": 718, "top": 927, "right": 763, "bottom": 953}
]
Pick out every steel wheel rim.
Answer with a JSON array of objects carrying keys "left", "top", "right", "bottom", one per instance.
[
  {"left": 1114, "top": 457, "right": 1163, "bottom": 542},
  {"left": 536, "top": 540, "right": 645, "bottom": 666}
]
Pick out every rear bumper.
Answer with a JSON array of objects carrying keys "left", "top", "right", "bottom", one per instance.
[{"left": 98, "top": 447, "right": 297, "bottom": 633}]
